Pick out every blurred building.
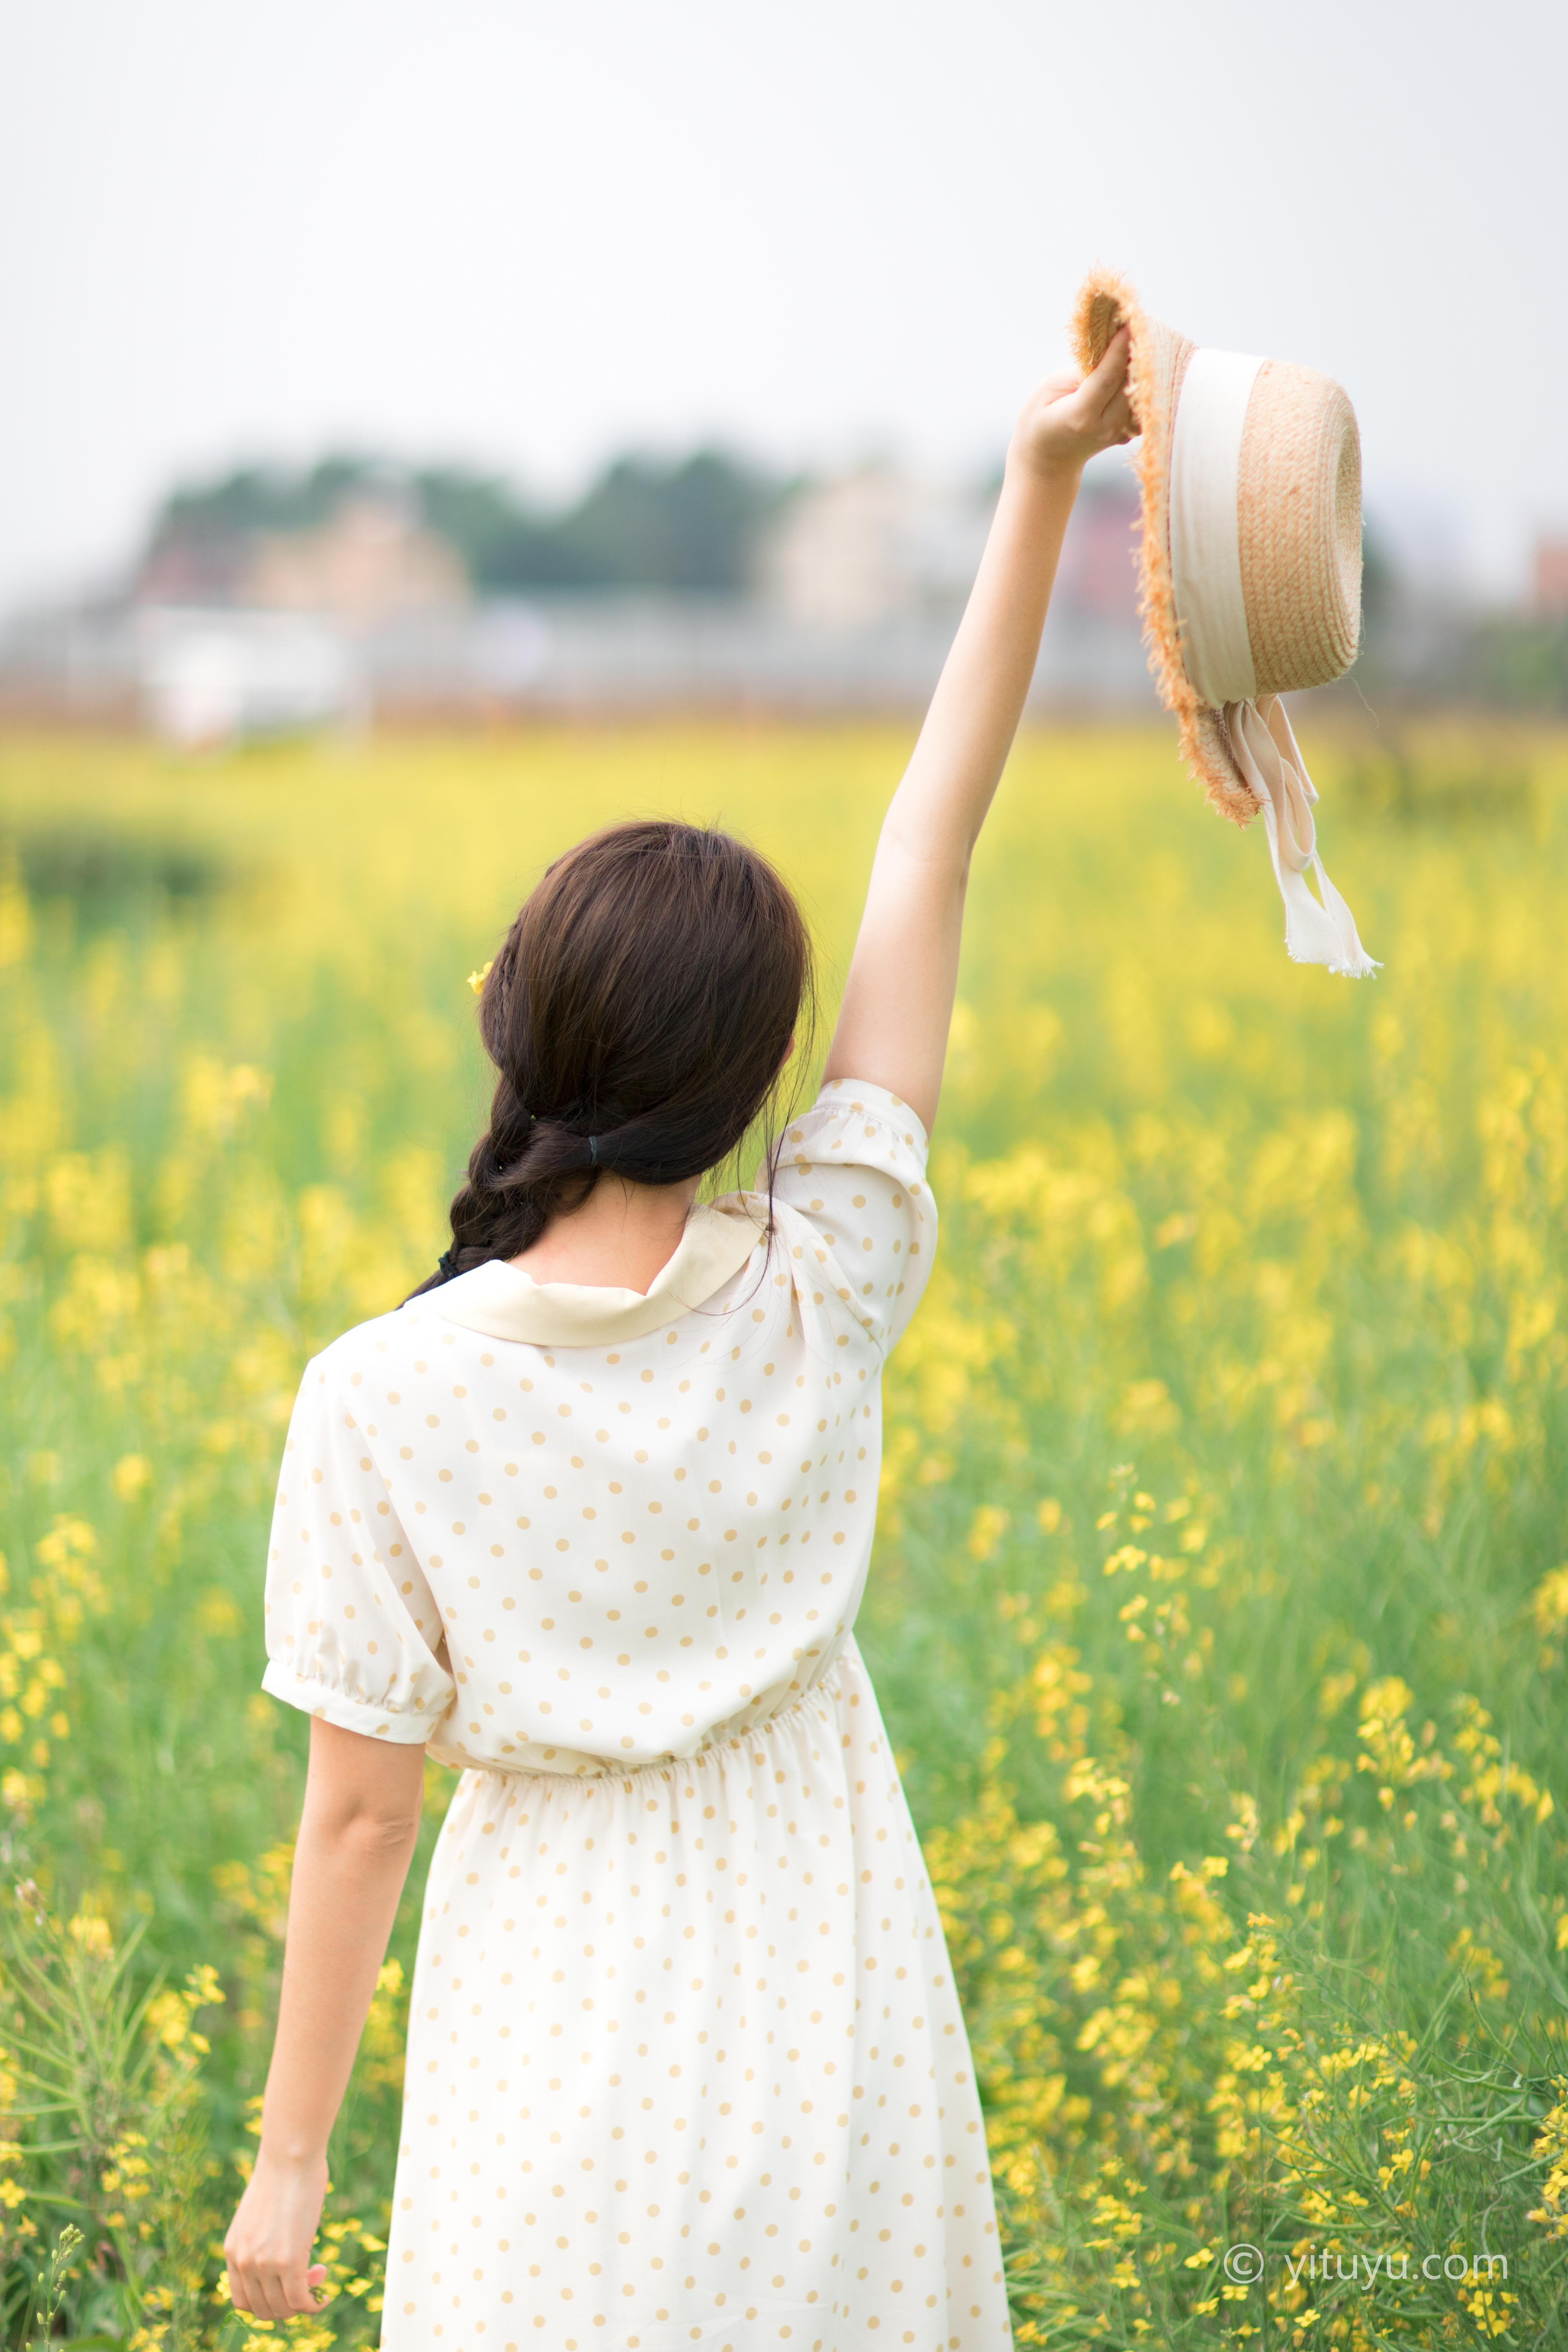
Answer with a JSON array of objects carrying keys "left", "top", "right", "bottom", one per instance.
[
  {"left": 137, "top": 488, "right": 468, "bottom": 622},
  {"left": 756, "top": 468, "right": 989, "bottom": 628},
  {"left": 0, "top": 453, "right": 1158, "bottom": 739},
  {"left": 757, "top": 464, "right": 1141, "bottom": 631},
  {"left": 15, "top": 438, "right": 1566, "bottom": 736},
  {"left": 240, "top": 494, "right": 468, "bottom": 621},
  {"left": 1533, "top": 537, "right": 1568, "bottom": 619},
  {"left": 136, "top": 611, "right": 366, "bottom": 748},
  {"left": 1053, "top": 473, "right": 1141, "bottom": 622}
]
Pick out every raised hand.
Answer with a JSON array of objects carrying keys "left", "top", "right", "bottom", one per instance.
[{"left": 1010, "top": 325, "right": 1136, "bottom": 481}]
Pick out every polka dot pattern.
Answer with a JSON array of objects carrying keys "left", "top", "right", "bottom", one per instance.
[
  {"left": 261, "top": 1081, "right": 1010, "bottom": 2346},
  {"left": 386, "top": 1649, "right": 1008, "bottom": 2349}
]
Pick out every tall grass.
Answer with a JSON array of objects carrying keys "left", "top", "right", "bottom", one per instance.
[{"left": 0, "top": 718, "right": 1566, "bottom": 2346}]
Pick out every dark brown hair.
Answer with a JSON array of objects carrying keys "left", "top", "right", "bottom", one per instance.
[{"left": 408, "top": 820, "right": 814, "bottom": 1296}]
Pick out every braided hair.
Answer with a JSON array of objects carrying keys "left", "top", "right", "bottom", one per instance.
[{"left": 407, "top": 820, "right": 814, "bottom": 1297}]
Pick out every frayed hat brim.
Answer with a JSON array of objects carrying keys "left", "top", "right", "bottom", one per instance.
[{"left": 1071, "top": 268, "right": 1261, "bottom": 828}]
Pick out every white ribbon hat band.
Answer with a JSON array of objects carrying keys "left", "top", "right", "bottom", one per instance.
[{"left": 1168, "top": 349, "right": 1378, "bottom": 978}]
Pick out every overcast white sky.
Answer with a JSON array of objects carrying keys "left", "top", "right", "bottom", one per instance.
[{"left": 2, "top": 0, "right": 1563, "bottom": 609}]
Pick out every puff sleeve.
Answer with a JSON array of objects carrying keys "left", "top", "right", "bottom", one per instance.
[
  {"left": 261, "top": 1345, "right": 456, "bottom": 1742},
  {"left": 762, "top": 1077, "right": 937, "bottom": 1357}
]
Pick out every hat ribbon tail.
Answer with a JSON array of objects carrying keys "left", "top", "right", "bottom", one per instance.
[{"left": 1227, "top": 696, "right": 1380, "bottom": 978}]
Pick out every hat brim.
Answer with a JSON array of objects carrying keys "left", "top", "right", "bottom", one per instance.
[{"left": 1071, "top": 268, "right": 1260, "bottom": 828}]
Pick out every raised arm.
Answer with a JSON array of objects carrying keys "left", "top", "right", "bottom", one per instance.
[{"left": 822, "top": 329, "right": 1134, "bottom": 1134}]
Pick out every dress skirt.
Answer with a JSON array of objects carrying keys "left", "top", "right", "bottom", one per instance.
[{"left": 382, "top": 1639, "right": 1011, "bottom": 2352}]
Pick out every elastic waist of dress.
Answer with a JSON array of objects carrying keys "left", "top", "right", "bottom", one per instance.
[{"left": 458, "top": 1662, "right": 848, "bottom": 1793}]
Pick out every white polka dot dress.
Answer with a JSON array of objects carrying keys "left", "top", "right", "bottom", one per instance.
[{"left": 262, "top": 1080, "right": 1012, "bottom": 2351}]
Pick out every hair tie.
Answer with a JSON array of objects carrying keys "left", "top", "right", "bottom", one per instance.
[
  {"left": 588, "top": 1137, "right": 599, "bottom": 1167},
  {"left": 438, "top": 1246, "right": 460, "bottom": 1278}
]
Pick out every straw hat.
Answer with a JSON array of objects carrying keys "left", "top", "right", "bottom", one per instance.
[{"left": 1071, "top": 268, "right": 1377, "bottom": 977}]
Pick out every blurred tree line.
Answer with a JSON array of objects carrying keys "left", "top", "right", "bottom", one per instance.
[
  {"left": 1354, "top": 522, "right": 1568, "bottom": 713},
  {"left": 147, "top": 448, "right": 788, "bottom": 596},
  {"left": 139, "top": 462, "right": 1568, "bottom": 713}
]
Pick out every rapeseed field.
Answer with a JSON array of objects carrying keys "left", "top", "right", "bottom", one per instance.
[{"left": 1, "top": 717, "right": 1567, "bottom": 2347}]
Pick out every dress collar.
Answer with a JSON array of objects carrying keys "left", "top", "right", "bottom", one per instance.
[{"left": 427, "top": 1197, "right": 769, "bottom": 1348}]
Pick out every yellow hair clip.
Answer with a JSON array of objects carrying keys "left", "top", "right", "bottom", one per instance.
[{"left": 467, "top": 959, "right": 495, "bottom": 995}]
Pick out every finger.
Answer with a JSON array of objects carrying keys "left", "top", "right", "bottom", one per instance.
[
  {"left": 1082, "top": 323, "right": 1131, "bottom": 404},
  {"left": 253, "top": 2265, "right": 297, "bottom": 2324},
  {"left": 232, "top": 2264, "right": 276, "bottom": 2321},
  {"left": 1060, "top": 335, "right": 1132, "bottom": 441},
  {"left": 277, "top": 2259, "right": 320, "bottom": 2318},
  {"left": 1093, "top": 375, "right": 1138, "bottom": 444},
  {"left": 236, "top": 2269, "right": 275, "bottom": 2321},
  {"left": 1032, "top": 367, "right": 1081, "bottom": 409},
  {"left": 244, "top": 2271, "right": 279, "bottom": 2323}
]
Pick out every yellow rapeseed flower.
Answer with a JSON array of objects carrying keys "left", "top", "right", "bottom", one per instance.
[{"left": 112, "top": 1453, "right": 153, "bottom": 1501}]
